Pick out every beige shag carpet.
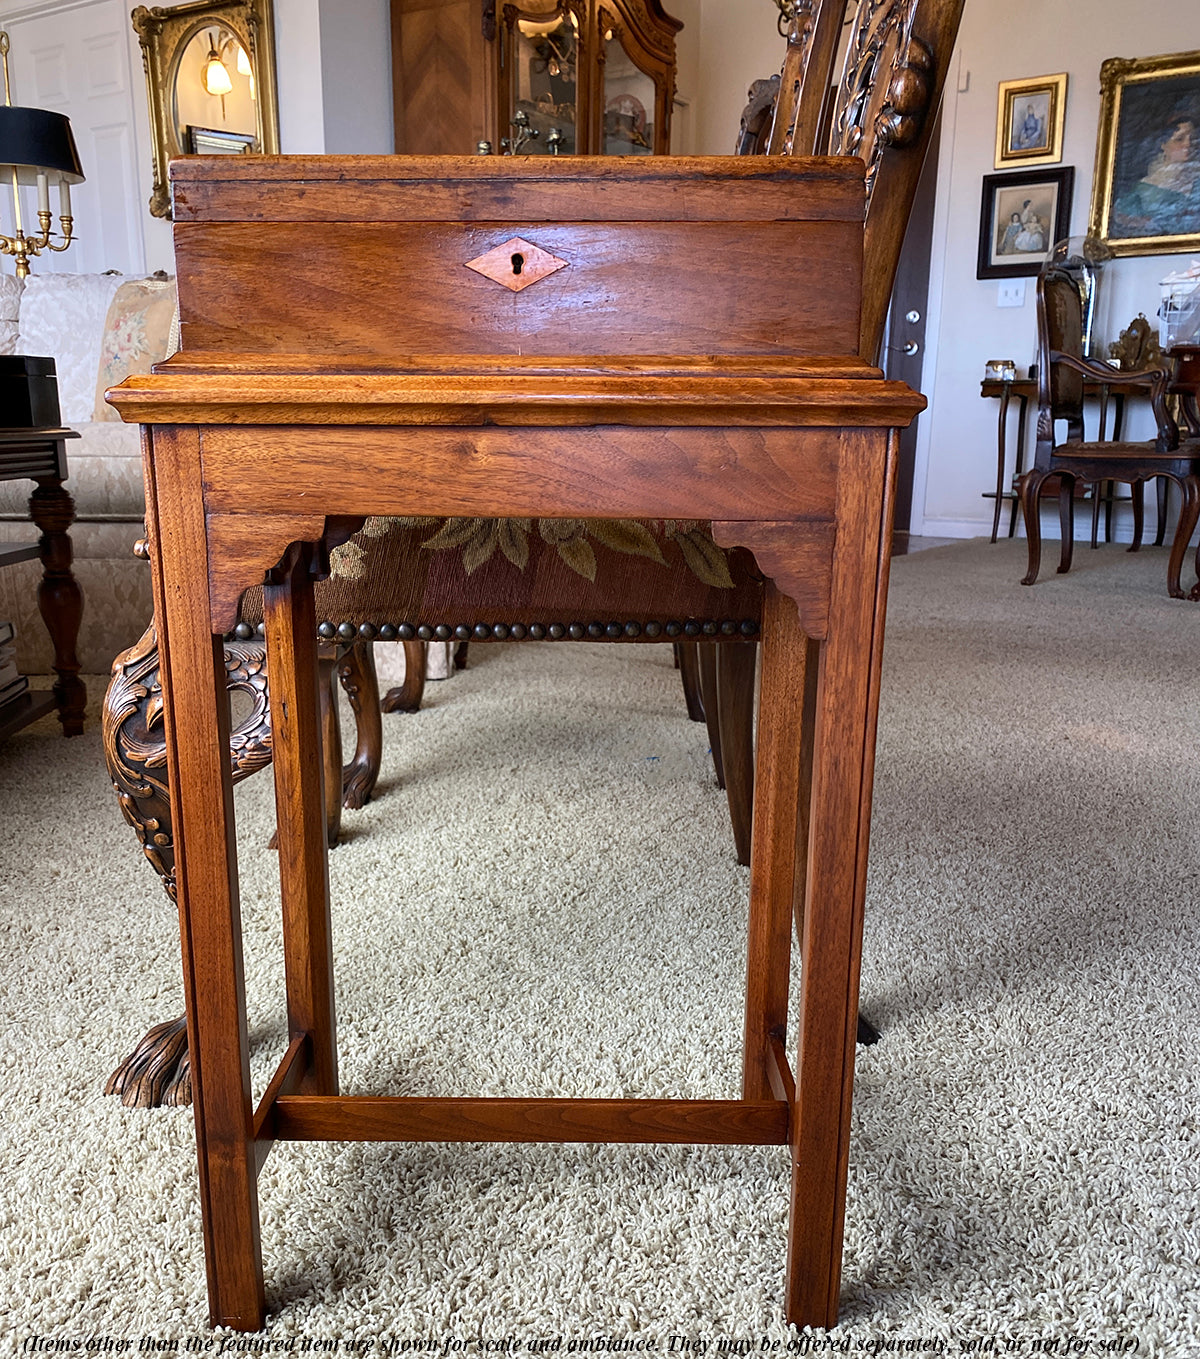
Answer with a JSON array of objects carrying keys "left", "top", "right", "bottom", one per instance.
[{"left": 2, "top": 538, "right": 1199, "bottom": 1356}]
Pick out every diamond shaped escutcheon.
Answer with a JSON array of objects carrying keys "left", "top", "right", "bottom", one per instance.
[{"left": 464, "top": 237, "right": 568, "bottom": 292}]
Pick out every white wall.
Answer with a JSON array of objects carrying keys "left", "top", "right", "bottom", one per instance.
[
  {"left": 912, "top": 0, "right": 1200, "bottom": 540},
  {"left": 691, "top": 0, "right": 782, "bottom": 156},
  {"left": 317, "top": 0, "right": 393, "bottom": 154}
]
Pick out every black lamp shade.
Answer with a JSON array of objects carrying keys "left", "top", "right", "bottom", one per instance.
[{"left": 0, "top": 104, "right": 84, "bottom": 186}]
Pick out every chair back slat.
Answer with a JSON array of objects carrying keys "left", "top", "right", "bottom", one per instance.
[
  {"left": 735, "top": 0, "right": 966, "bottom": 363},
  {"left": 765, "top": 0, "right": 845, "bottom": 156},
  {"left": 1038, "top": 268, "right": 1087, "bottom": 427},
  {"left": 829, "top": 0, "right": 965, "bottom": 360}
]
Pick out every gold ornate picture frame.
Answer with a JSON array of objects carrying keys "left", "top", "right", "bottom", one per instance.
[
  {"left": 1088, "top": 49, "right": 1200, "bottom": 257},
  {"left": 132, "top": 0, "right": 279, "bottom": 220},
  {"left": 994, "top": 73, "right": 1067, "bottom": 170}
]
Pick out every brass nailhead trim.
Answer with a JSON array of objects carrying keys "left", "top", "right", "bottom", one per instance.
[{"left": 287, "top": 619, "right": 761, "bottom": 645}]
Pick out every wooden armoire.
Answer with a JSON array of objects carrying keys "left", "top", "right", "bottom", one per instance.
[{"left": 391, "top": 0, "right": 681, "bottom": 156}]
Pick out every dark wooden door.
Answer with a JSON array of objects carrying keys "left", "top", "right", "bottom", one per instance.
[{"left": 883, "top": 112, "right": 941, "bottom": 540}]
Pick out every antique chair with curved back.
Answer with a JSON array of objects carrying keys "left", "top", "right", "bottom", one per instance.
[
  {"left": 1019, "top": 261, "right": 1200, "bottom": 597},
  {"left": 103, "top": 0, "right": 965, "bottom": 1111}
]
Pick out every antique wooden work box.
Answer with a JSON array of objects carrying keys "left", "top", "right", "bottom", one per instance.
[{"left": 108, "top": 155, "right": 924, "bottom": 1330}]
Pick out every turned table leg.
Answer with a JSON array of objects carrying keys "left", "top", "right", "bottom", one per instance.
[{"left": 30, "top": 477, "right": 85, "bottom": 735}]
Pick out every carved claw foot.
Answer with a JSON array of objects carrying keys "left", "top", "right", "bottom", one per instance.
[{"left": 105, "top": 1016, "right": 192, "bottom": 1107}]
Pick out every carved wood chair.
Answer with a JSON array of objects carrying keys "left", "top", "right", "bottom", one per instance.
[
  {"left": 689, "top": 0, "right": 965, "bottom": 873},
  {"left": 103, "top": 0, "right": 966, "bottom": 1109},
  {"left": 1018, "top": 264, "right": 1200, "bottom": 598}
]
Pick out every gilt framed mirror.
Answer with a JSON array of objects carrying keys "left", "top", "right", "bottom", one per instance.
[{"left": 132, "top": 0, "right": 279, "bottom": 219}]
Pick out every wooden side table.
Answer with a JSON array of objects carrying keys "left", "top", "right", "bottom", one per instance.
[
  {"left": 109, "top": 153, "right": 925, "bottom": 1332},
  {"left": 0, "top": 425, "right": 86, "bottom": 737}
]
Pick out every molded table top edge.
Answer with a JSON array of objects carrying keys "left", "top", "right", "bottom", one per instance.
[{"left": 107, "top": 371, "right": 926, "bottom": 429}]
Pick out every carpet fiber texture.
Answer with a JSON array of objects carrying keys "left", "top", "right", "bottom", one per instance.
[{"left": 1, "top": 539, "right": 1198, "bottom": 1355}]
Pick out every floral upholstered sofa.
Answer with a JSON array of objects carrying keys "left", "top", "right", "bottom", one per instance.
[{"left": 0, "top": 271, "right": 172, "bottom": 675}]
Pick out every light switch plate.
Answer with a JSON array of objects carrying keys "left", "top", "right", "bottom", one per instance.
[{"left": 997, "top": 280, "right": 1026, "bottom": 308}]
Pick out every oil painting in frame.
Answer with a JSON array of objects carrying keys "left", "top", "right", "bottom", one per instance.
[
  {"left": 977, "top": 167, "right": 1074, "bottom": 280},
  {"left": 995, "top": 73, "right": 1068, "bottom": 170},
  {"left": 1089, "top": 49, "right": 1200, "bottom": 257}
]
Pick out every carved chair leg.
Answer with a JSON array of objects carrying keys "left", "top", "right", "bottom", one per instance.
[
  {"left": 1057, "top": 477, "right": 1075, "bottom": 575},
  {"left": 696, "top": 643, "right": 726, "bottom": 790},
  {"left": 1169, "top": 475, "right": 1200, "bottom": 600},
  {"left": 318, "top": 648, "right": 343, "bottom": 849},
  {"left": 1155, "top": 477, "right": 1169, "bottom": 548},
  {"left": 1019, "top": 470, "right": 1048, "bottom": 585},
  {"left": 382, "top": 639, "right": 428, "bottom": 713},
  {"left": 338, "top": 640, "right": 382, "bottom": 809},
  {"left": 715, "top": 642, "right": 755, "bottom": 868},
  {"left": 1129, "top": 480, "right": 1145, "bottom": 553},
  {"left": 676, "top": 641, "right": 705, "bottom": 723},
  {"left": 103, "top": 622, "right": 272, "bottom": 1109}
]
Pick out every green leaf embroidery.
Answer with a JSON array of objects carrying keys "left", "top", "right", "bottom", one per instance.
[
  {"left": 584, "top": 518, "right": 668, "bottom": 564},
  {"left": 421, "top": 517, "right": 488, "bottom": 552},
  {"left": 461, "top": 521, "right": 501, "bottom": 574},
  {"left": 671, "top": 528, "right": 735, "bottom": 588},
  {"left": 556, "top": 536, "right": 597, "bottom": 580},
  {"left": 498, "top": 518, "right": 531, "bottom": 569}
]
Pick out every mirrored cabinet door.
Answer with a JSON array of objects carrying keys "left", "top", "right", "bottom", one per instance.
[
  {"left": 391, "top": 0, "right": 679, "bottom": 157},
  {"left": 499, "top": 2, "right": 585, "bottom": 155}
]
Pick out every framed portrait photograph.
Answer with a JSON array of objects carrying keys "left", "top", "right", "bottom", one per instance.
[
  {"left": 186, "top": 125, "right": 257, "bottom": 155},
  {"left": 977, "top": 167, "right": 1074, "bottom": 279},
  {"left": 995, "top": 73, "right": 1068, "bottom": 169},
  {"left": 1088, "top": 50, "right": 1200, "bottom": 256}
]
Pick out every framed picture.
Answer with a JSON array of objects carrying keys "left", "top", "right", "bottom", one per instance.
[
  {"left": 186, "top": 125, "right": 257, "bottom": 154},
  {"left": 1088, "top": 49, "right": 1200, "bottom": 256},
  {"left": 995, "top": 73, "right": 1068, "bottom": 169},
  {"left": 977, "top": 167, "right": 1074, "bottom": 279}
]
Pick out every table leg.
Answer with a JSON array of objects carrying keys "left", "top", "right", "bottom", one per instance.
[
  {"left": 1008, "top": 394, "right": 1028, "bottom": 539},
  {"left": 991, "top": 386, "right": 1011, "bottom": 544},
  {"left": 145, "top": 426, "right": 264, "bottom": 1330},
  {"left": 783, "top": 429, "right": 895, "bottom": 1327},
  {"left": 29, "top": 477, "right": 85, "bottom": 735},
  {"left": 741, "top": 585, "right": 814, "bottom": 1103},
  {"left": 264, "top": 549, "right": 339, "bottom": 1095}
]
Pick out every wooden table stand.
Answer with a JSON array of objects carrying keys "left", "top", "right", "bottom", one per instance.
[{"left": 110, "top": 154, "right": 924, "bottom": 1331}]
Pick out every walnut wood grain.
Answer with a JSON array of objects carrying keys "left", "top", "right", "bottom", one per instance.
[
  {"left": 711, "top": 520, "right": 836, "bottom": 640},
  {"left": 785, "top": 427, "right": 896, "bottom": 1327},
  {"left": 337, "top": 640, "right": 383, "bottom": 808},
  {"left": 173, "top": 222, "right": 860, "bottom": 358},
  {"left": 270, "top": 1095, "right": 789, "bottom": 1145},
  {"left": 715, "top": 641, "right": 757, "bottom": 869},
  {"left": 141, "top": 424, "right": 265, "bottom": 1330},
  {"left": 112, "top": 373, "right": 921, "bottom": 428},
  {"left": 116, "top": 149, "right": 929, "bottom": 1334},
  {"left": 766, "top": 0, "right": 843, "bottom": 157},
  {"left": 169, "top": 154, "right": 866, "bottom": 223},
  {"left": 740, "top": 582, "right": 816, "bottom": 1108},
  {"left": 264, "top": 549, "right": 339, "bottom": 1096}
]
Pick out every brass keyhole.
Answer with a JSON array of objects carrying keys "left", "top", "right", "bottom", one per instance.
[{"left": 511, "top": 253, "right": 525, "bottom": 275}]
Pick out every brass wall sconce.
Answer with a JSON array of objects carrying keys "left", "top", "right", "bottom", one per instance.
[
  {"left": 0, "top": 31, "right": 86, "bottom": 278},
  {"left": 131, "top": 0, "right": 279, "bottom": 220}
]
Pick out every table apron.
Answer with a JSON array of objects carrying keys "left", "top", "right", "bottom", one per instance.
[{"left": 197, "top": 424, "right": 847, "bottom": 522}]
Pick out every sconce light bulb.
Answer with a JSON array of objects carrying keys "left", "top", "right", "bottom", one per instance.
[
  {"left": 204, "top": 49, "right": 233, "bottom": 97},
  {"left": 235, "top": 44, "right": 251, "bottom": 76}
]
